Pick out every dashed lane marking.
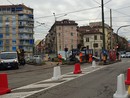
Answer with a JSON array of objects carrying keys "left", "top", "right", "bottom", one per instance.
[{"left": 1, "top": 65, "right": 105, "bottom": 98}]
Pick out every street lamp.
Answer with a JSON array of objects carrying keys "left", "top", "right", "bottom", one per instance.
[
  {"left": 53, "top": 13, "right": 67, "bottom": 22},
  {"left": 116, "top": 25, "right": 130, "bottom": 50}
]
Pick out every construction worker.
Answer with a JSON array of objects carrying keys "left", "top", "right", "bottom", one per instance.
[
  {"left": 58, "top": 54, "right": 62, "bottom": 65},
  {"left": 88, "top": 54, "right": 93, "bottom": 63},
  {"left": 79, "top": 52, "right": 83, "bottom": 63}
]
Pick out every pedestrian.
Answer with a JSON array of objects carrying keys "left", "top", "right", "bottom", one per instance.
[{"left": 58, "top": 54, "right": 62, "bottom": 65}]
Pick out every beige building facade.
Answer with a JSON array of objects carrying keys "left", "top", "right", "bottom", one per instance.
[
  {"left": 47, "top": 19, "right": 78, "bottom": 53},
  {"left": 83, "top": 31, "right": 103, "bottom": 56},
  {"left": 89, "top": 22, "right": 113, "bottom": 50}
]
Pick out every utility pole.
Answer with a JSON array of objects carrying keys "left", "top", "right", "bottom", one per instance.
[
  {"left": 101, "top": 0, "right": 105, "bottom": 50},
  {"left": 110, "top": 9, "right": 113, "bottom": 50}
]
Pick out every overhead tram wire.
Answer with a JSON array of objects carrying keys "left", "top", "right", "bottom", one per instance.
[
  {"left": 70, "top": 15, "right": 130, "bottom": 22},
  {"left": 115, "top": 6, "right": 130, "bottom": 10},
  {"left": 6, "top": 0, "right": 14, "bottom": 5},
  {"left": 105, "top": 6, "right": 130, "bottom": 17},
  {"left": 104, "top": 0, "right": 112, "bottom": 5},
  {"left": 92, "top": 0, "right": 101, "bottom": 5},
  {"left": 92, "top": 0, "right": 112, "bottom": 5},
  {"left": 35, "top": 6, "right": 101, "bottom": 19}
]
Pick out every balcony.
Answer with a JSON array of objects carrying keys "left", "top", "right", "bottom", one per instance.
[
  {"left": 18, "top": 24, "right": 34, "bottom": 28},
  {"left": 18, "top": 18, "right": 34, "bottom": 21},
  {"left": 19, "top": 43, "right": 32, "bottom": 46},
  {"left": 19, "top": 30, "right": 34, "bottom": 34},
  {"left": 19, "top": 36, "right": 32, "bottom": 39}
]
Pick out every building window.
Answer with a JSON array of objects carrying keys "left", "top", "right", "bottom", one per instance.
[
  {"left": 0, "top": 15, "right": 2, "bottom": 22},
  {"left": 0, "top": 41, "right": 3, "bottom": 46},
  {"left": 12, "top": 40, "right": 16, "bottom": 45},
  {"left": 6, "top": 34, "right": 9, "bottom": 38},
  {"left": 12, "top": 15, "right": 16, "bottom": 20},
  {"left": 71, "top": 32, "right": 73, "bottom": 36},
  {"left": 93, "top": 43, "right": 98, "bottom": 48},
  {"left": 0, "top": 28, "right": 2, "bottom": 33},
  {"left": 6, "top": 27, "right": 9, "bottom": 33},
  {"left": 100, "top": 35, "right": 103, "bottom": 40},
  {"left": 59, "top": 27, "right": 61, "bottom": 30},
  {"left": 0, "top": 23, "right": 2, "bottom": 27},
  {"left": 12, "top": 28, "right": 16, "bottom": 34},
  {"left": 71, "top": 45, "right": 73, "bottom": 49},
  {"left": 0, "top": 46, "right": 3, "bottom": 51},
  {"left": 59, "top": 45, "right": 61, "bottom": 51},
  {"left": 6, "top": 40, "right": 9, "bottom": 44},
  {"left": 59, "top": 33, "right": 60, "bottom": 36},
  {"left": 12, "top": 34, "right": 16, "bottom": 39},
  {"left": 12, "top": 46, "right": 16, "bottom": 51},
  {"left": 0, "top": 34, "right": 3, "bottom": 38},
  {"left": 86, "top": 46, "right": 89, "bottom": 49},
  {"left": 6, "top": 46, "right": 10, "bottom": 51},
  {"left": 94, "top": 35, "right": 97, "bottom": 40},
  {"left": 86, "top": 38, "right": 89, "bottom": 42},
  {"left": 7, "top": 8, "right": 10, "bottom": 12},
  {"left": 5, "top": 16, "right": 9, "bottom": 22}
]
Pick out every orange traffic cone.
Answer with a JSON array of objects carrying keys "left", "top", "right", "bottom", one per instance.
[
  {"left": 0, "top": 73, "right": 11, "bottom": 95},
  {"left": 125, "top": 68, "right": 130, "bottom": 85},
  {"left": 73, "top": 63, "right": 82, "bottom": 74}
]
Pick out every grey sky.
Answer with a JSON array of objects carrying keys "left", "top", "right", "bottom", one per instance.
[{"left": 1, "top": 0, "right": 130, "bottom": 41}]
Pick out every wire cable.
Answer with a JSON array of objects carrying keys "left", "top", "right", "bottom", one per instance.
[
  {"left": 6, "top": 0, "right": 14, "bottom": 5},
  {"left": 104, "top": 0, "right": 112, "bottom": 5},
  {"left": 35, "top": 6, "right": 100, "bottom": 19}
]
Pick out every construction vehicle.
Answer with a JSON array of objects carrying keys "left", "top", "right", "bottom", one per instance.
[{"left": 16, "top": 49, "right": 25, "bottom": 65}]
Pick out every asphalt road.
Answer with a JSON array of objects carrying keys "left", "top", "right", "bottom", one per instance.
[
  {"left": 1, "top": 58, "right": 130, "bottom": 98},
  {"left": 0, "top": 62, "right": 90, "bottom": 89},
  {"left": 28, "top": 58, "right": 130, "bottom": 98}
]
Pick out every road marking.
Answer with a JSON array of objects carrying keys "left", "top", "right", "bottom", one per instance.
[{"left": 1, "top": 65, "right": 106, "bottom": 98}]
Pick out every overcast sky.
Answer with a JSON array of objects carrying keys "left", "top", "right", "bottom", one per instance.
[{"left": 1, "top": 0, "right": 130, "bottom": 41}]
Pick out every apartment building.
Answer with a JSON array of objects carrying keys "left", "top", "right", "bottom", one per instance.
[
  {"left": 78, "top": 22, "right": 113, "bottom": 56},
  {"left": 83, "top": 29, "right": 103, "bottom": 56},
  {"left": 0, "top": 4, "right": 34, "bottom": 56},
  {"left": 47, "top": 19, "right": 78, "bottom": 53},
  {"left": 89, "top": 22, "right": 113, "bottom": 50}
]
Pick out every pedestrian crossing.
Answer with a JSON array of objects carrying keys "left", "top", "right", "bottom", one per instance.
[{"left": 1, "top": 65, "right": 105, "bottom": 98}]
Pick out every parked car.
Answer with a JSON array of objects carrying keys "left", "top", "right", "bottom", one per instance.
[
  {"left": 121, "top": 54, "right": 126, "bottom": 58},
  {"left": 126, "top": 54, "right": 130, "bottom": 58},
  {"left": 0, "top": 52, "right": 19, "bottom": 70}
]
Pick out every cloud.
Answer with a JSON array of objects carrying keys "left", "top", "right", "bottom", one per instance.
[{"left": 1, "top": 0, "right": 130, "bottom": 40}]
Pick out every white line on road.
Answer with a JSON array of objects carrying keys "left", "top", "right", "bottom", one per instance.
[{"left": 1, "top": 65, "right": 106, "bottom": 98}]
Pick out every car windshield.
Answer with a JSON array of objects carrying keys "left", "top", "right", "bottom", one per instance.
[{"left": 0, "top": 53, "right": 17, "bottom": 59}]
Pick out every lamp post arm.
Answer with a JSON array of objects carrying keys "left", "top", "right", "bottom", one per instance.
[{"left": 116, "top": 25, "right": 130, "bottom": 45}]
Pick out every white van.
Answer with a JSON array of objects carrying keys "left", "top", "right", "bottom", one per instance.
[{"left": 0, "top": 52, "right": 19, "bottom": 70}]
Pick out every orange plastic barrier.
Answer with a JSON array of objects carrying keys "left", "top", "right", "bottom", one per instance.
[
  {"left": 73, "top": 63, "right": 82, "bottom": 74},
  {"left": 0, "top": 73, "right": 11, "bottom": 95}
]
